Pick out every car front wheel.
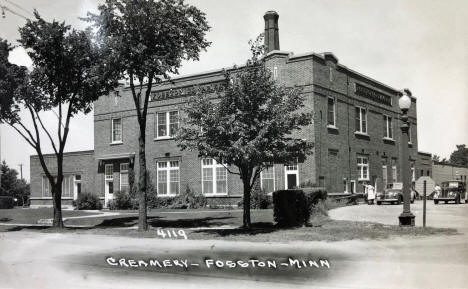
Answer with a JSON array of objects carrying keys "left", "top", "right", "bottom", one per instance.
[
  {"left": 434, "top": 200, "right": 439, "bottom": 204},
  {"left": 396, "top": 197, "right": 402, "bottom": 205},
  {"left": 377, "top": 201, "right": 381, "bottom": 205}
]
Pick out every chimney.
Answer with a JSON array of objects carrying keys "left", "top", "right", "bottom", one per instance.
[{"left": 264, "top": 11, "right": 280, "bottom": 53}]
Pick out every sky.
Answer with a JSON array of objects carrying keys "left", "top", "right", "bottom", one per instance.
[{"left": 0, "top": 0, "right": 467, "bottom": 181}]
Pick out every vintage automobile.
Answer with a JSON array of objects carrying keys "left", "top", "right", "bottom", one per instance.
[
  {"left": 433, "top": 180, "right": 467, "bottom": 204},
  {"left": 376, "top": 183, "right": 416, "bottom": 205}
]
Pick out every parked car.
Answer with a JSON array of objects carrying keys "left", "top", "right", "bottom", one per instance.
[
  {"left": 433, "top": 180, "right": 467, "bottom": 204},
  {"left": 376, "top": 183, "right": 415, "bottom": 205}
]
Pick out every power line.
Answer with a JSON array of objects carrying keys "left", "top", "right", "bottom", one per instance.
[
  {"left": 4, "top": 0, "right": 33, "bottom": 16},
  {"left": 1, "top": 5, "right": 29, "bottom": 20}
]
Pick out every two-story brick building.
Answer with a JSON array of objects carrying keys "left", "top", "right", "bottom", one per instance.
[{"left": 30, "top": 11, "right": 424, "bottom": 207}]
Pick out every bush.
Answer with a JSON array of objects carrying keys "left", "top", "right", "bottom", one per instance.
[
  {"left": 238, "top": 189, "right": 272, "bottom": 209},
  {"left": 108, "top": 191, "right": 133, "bottom": 210},
  {"left": 0, "top": 196, "right": 15, "bottom": 209},
  {"left": 273, "top": 188, "right": 327, "bottom": 227},
  {"left": 171, "top": 185, "right": 207, "bottom": 209},
  {"left": 76, "top": 192, "right": 103, "bottom": 210}
]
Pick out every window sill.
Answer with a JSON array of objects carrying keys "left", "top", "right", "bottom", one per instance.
[
  {"left": 327, "top": 125, "right": 338, "bottom": 130},
  {"left": 382, "top": 137, "right": 395, "bottom": 145},
  {"left": 354, "top": 131, "right": 369, "bottom": 137},
  {"left": 358, "top": 179, "right": 370, "bottom": 182},
  {"left": 154, "top": 137, "right": 174, "bottom": 141},
  {"left": 203, "top": 193, "right": 229, "bottom": 197},
  {"left": 157, "top": 194, "right": 178, "bottom": 198},
  {"left": 110, "top": 141, "right": 123, "bottom": 145}
]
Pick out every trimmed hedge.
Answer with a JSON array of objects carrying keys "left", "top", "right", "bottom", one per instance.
[
  {"left": 0, "top": 196, "right": 15, "bottom": 209},
  {"left": 76, "top": 192, "right": 103, "bottom": 210},
  {"left": 273, "top": 188, "right": 327, "bottom": 227}
]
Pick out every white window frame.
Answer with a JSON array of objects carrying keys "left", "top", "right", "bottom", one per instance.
[
  {"left": 120, "top": 163, "right": 129, "bottom": 192},
  {"left": 327, "top": 97, "right": 336, "bottom": 128},
  {"left": 105, "top": 164, "right": 114, "bottom": 181},
  {"left": 260, "top": 166, "right": 275, "bottom": 193},
  {"left": 42, "top": 176, "right": 51, "bottom": 198},
  {"left": 273, "top": 66, "right": 278, "bottom": 80},
  {"left": 355, "top": 106, "right": 368, "bottom": 134},
  {"left": 382, "top": 165, "right": 388, "bottom": 187},
  {"left": 156, "top": 110, "right": 179, "bottom": 139},
  {"left": 383, "top": 115, "right": 393, "bottom": 140},
  {"left": 201, "top": 159, "right": 228, "bottom": 196},
  {"left": 357, "top": 155, "right": 370, "bottom": 181},
  {"left": 350, "top": 180, "right": 356, "bottom": 194},
  {"left": 157, "top": 160, "right": 180, "bottom": 197},
  {"left": 408, "top": 126, "right": 412, "bottom": 144},
  {"left": 111, "top": 118, "right": 123, "bottom": 144}
]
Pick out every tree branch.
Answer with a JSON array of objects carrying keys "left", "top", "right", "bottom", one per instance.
[{"left": 30, "top": 107, "right": 59, "bottom": 155}]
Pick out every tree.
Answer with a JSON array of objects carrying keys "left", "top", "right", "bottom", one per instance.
[
  {"left": 176, "top": 35, "right": 314, "bottom": 229},
  {"left": 432, "top": 155, "right": 441, "bottom": 162},
  {"left": 0, "top": 161, "right": 30, "bottom": 206},
  {"left": 84, "top": 0, "right": 210, "bottom": 231},
  {"left": 450, "top": 144, "right": 468, "bottom": 167},
  {"left": 0, "top": 12, "right": 116, "bottom": 227}
]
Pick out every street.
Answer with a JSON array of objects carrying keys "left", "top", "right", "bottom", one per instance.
[{"left": 0, "top": 201, "right": 467, "bottom": 289}]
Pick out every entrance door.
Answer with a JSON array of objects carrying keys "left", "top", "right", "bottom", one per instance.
[
  {"left": 285, "top": 162, "right": 299, "bottom": 189},
  {"left": 104, "top": 164, "right": 114, "bottom": 207},
  {"left": 105, "top": 181, "right": 114, "bottom": 207},
  {"left": 287, "top": 174, "right": 297, "bottom": 189}
]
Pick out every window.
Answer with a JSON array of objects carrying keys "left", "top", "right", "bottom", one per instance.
[
  {"left": 382, "top": 165, "right": 388, "bottom": 188},
  {"left": 383, "top": 115, "right": 393, "bottom": 139},
  {"left": 408, "top": 127, "right": 412, "bottom": 143},
  {"left": 391, "top": 159, "right": 397, "bottom": 183},
  {"left": 327, "top": 97, "right": 336, "bottom": 127},
  {"left": 111, "top": 118, "right": 122, "bottom": 143},
  {"left": 329, "top": 67, "right": 333, "bottom": 82},
  {"left": 202, "top": 159, "right": 227, "bottom": 195},
  {"left": 157, "top": 161, "right": 180, "bottom": 196},
  {"left": 411, "top": 162, "right": 415, "bottom": 182},
  {"left": 261, "top": 166, "right": 275, "bottom": 193},
  {"left": 42, "top": 175, "right": 74, "bottom": 198},
  {"left": 105, "top": 164, "right": 113, "bottom": 181},
  {"left": 355, "top": 107, "right": 367, "bottom": 134},
  {"left": 42, "top": 176, "right": 51, "bottom": 197},
  {"left": 350, "top": 180, "right": 356, "bottom": 194},
  {"left": 61, "top": 175, "right": 74, "bottom": 198},
  {"left": 357, "top": 156, "right": 369, "bottom": 181},
  {"left": 156, "top": 111, "right": 179, "bottom": 138},
  {"left": 120, "top": 163, "right": 129, "bottom": 192},
  {"left": 273, "top": 66, "right": 278, "bottom": 80}
]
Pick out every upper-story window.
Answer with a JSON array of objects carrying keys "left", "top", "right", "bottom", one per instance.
[
  {"left": 327, "top": 97, "right": 336, "bottom": 127},
  {"left": 357, "top": 155, "right": 369, "bottom": 181},
  {"left": 383, "top": 115, "right": 393, "bottom": 139},
  {"left": 156, "top": 111, "right": 179, "bottom": 139},
  {"left": 355, "top": 107, "right": 367, "bottom": 134},
  {"left": 111, "top": 118, "right": 122, "bottom": 143}
]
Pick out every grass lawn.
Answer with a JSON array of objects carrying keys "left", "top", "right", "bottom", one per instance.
[
  {"left": 12, "top": 208, "right": 457, "bottom": 242},
  {"left": 0, "top": 208, "right": 101, "bottom": 224}
]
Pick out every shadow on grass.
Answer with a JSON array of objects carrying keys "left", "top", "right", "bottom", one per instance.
[
  {"left": 0, "top": 217, "right": 12, "bottom": 222},
  {"left": 194, "top": 222, "right": 281, "bottom": 236}
]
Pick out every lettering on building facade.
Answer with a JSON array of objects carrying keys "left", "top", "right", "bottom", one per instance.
[
  {"left": 355, "top": 83, "right": 392, "bottom": 106},
  {"left": 151, "top": 81, "right": 226, "bottom": 101}
]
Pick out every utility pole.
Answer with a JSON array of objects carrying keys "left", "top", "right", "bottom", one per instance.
[{"left": 18, "top": 163, "right": 23, "bottom": 180}]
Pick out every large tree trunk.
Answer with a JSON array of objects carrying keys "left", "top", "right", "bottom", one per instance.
[
  {"left": 51, "top": 184, "right": 64, "bottom": 228},
  {"left": 242, "top": 178, "right": 252, "bottom": 230},
  {"left": 138, "top": 125, "right": 148, "bottom": 231}
]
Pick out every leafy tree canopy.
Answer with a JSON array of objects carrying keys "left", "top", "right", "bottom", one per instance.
[{"left": 450, "top": 144, "right": 468, "bottom": 167}]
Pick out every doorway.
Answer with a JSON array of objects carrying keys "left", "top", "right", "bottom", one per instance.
[{"left": 285, "top": 162, "right": 299, "bottom": 189}]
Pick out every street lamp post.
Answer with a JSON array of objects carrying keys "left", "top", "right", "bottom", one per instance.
[{"left": 398, "top": 89, "right": 415, "bottom": 226}]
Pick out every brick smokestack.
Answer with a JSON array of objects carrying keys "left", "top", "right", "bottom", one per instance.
[{"left": 264, "top": 11, "right": 279, "bottom": 53}]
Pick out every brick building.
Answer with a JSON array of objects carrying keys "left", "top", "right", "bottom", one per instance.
[{"left": 30, "top": 11, "right": 424, "bottom": 207}]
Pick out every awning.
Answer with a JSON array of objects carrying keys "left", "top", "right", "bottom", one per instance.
[{"left": 96, "top": 153, "right": 136, "bottom": 166}]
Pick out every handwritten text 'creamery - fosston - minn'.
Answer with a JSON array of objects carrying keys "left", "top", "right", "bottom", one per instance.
[{"left": 106, "top": 257, "right": 331, "bottom": 269}]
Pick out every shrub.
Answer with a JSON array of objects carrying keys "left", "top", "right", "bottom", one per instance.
[
  {"left": 171, "top": 185, "right": 207, "bottom": 209},
  {"left": 0, "top": 196, "right": 15, "bottom": 209},
  {"left": 76, "top": 192, "right": 102, "bottom": 210},
  {"left": 108, "top": 191, "right": 132, "bottom": 210},
  {"left": 273, "top": 188, "right": 327, "bottom": 227},
  {"left": 238, "top": 189, "right": 272, "bottom": 209}
]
